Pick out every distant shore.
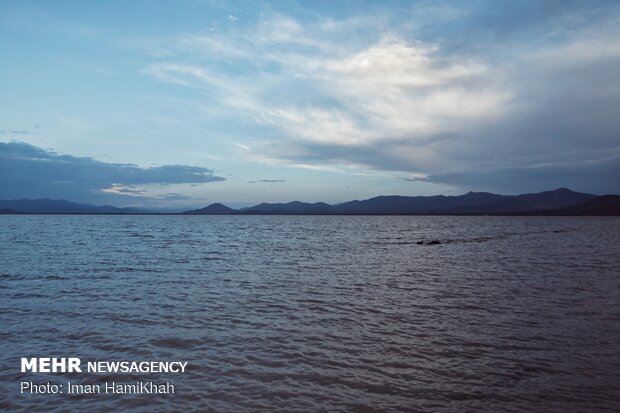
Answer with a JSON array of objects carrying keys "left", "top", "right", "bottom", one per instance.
[{"left": 1, "top": 188, "right": 619, "bottom": 216}]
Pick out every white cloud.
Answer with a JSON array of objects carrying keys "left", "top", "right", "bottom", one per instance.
[
  {"left": 325, "top": 39, "right": 482, "bottom": 87},
  {"left": 245, "top": 37, "right": 509, "bottom": 149},
  {"left": 145, "top": 23, "right": 509, "bottom": 152},
  {"left": 138, "top": 10, "right": 619, "bottom": 192}
]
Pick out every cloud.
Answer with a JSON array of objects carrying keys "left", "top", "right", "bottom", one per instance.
[
  {"left": 427, "top": 153, "right": 620, "bottom": 194},
  {"left": 0, "top": 141, "right": 224, "bottom": 204},
  {"left": 399, "top": 176, "right": 429, "bottom": 182},
  {"left": 146, "top": 29, "right": 507, "bottom": 166},
  {"left": 261, "top": 37, "right": 507, "bottom": 151},
  {"left": 0, "top": 129, "right": 36, "bottom": 136},
  {"left": 156, "top": 193, "right": 193, "bottom": 201},
  {"left": 247, "top": 179, "right": 286, "bottom": 184},
  {"left": 101, "top": 184, "right": 146, "bottom": 196},
  {"left": 136, "top": 3, "right": 620, "bottom": 194}
]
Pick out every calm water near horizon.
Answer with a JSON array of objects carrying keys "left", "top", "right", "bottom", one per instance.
[{"left": 1, "top": 215, "right": 619, "bottom": 412}]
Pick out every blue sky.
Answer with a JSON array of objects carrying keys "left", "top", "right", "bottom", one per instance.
[{"left": 1, "top": 0, "right": 619, "bottom": 208}]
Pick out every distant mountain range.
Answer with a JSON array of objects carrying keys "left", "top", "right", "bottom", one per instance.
[
  {"left": 184, "top": 188, "right": 620, "bottom": 216},
  {"left": 0, "top": 199, "right": 147, "bottom": 214},
  {"left": 1, "top": 189, "right": 619, "bottom": 215}
]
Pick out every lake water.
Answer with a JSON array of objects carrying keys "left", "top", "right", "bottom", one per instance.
[{"left": 1, "top": 215, "right": 619, "bottom": 412}]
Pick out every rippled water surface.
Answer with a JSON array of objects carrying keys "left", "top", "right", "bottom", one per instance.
[{"left": 1, "top": 215, "right": 619, "bottom": 412}]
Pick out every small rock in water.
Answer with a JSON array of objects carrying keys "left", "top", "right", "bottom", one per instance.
[
  {"left": 416, "top": 241, "right": 424, "bottom": 245},
  {"left": 427, "top": 240, "right": 442, "bottom": 245}
]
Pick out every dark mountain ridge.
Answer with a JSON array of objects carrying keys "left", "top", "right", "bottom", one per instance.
[
  {"left": 537, "top": 195, "right": 620, "bottom": 216},
  {"left": 241, "top": 201, "right": 333, "bottom": 214},
  {"left": 183, "top": 188, "right": 618, "bottom": 216},
  {"left": 1, "top": 189, "right": 617, "bottom": 215},
  {"left": 183, "top": 203, "right": 235, "bottom": 215},
  {"left": 0, "top": 198, "right": 147, "bottom": 214}
]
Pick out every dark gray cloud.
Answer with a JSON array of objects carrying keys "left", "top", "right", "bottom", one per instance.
[
  {"left": 399, "top": 177, "right": 429, "bottom": 182},
  {"left": 156, "top": 193, "right": 193, "bottom": 201},
  {"left": 0, "top": 141, "right": 224, "bottom": 203},
  {"left": 427, "top": 154, "right": 620, "bottom": 195},
  {"left": 247, "top": 179, "right": 286, "bottom": 184}
]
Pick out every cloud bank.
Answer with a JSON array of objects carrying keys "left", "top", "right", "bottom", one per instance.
[
  {"left": 0, "top": 141, "right": 224, "bottom": 204},
  {"left": 141, "top": 1, "right": 620, "bottom": 194}
]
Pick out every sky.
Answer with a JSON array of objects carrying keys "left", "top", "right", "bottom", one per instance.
[{"left": 1, "top": 0, "right": 619, "bottom": 209}]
